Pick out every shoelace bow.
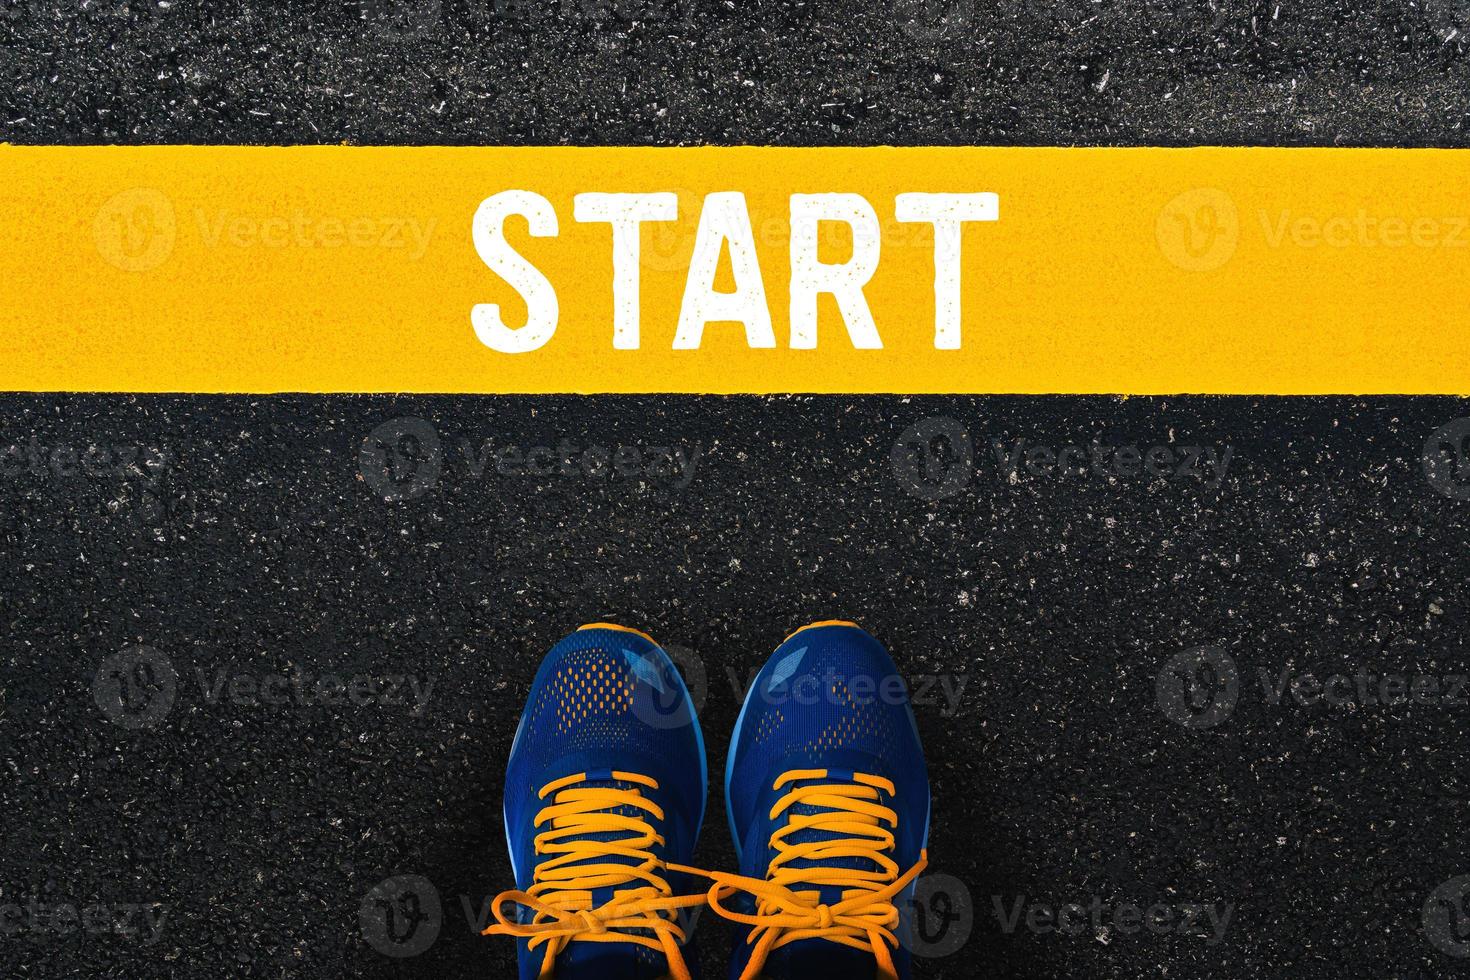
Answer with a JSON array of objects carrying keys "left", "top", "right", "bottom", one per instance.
[
  {"left": 485, "top": 771, "right": 707, "bottom": 980},
  {"left": 705, "top": 769, "right": 928, "bottom": 980}
]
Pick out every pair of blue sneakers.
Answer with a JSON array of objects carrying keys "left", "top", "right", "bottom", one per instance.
[{"left": 486, "top": 621, "right": 930, "bottom": 980}]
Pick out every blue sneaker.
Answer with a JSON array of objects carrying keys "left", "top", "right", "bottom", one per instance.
[
  {"left": 486, "top": 624, "right": 709, "bottom": 980},
  {"left": 712, "top": 621, "right": 930, "bottom": 980}
]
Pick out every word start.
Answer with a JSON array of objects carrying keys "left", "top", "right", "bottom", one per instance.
[{"left": 471, "top": 191, "right": 999, "bottom": 352}]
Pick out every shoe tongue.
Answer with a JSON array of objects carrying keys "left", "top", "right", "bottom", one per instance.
[
  {"left": 743, "top": 773, "right": 895, "bottom": 978},
  {"left": 782, "top": 771, "right": 887, "bottom": 907},
  {"left": 558, "top": 771, "right": 659, "bottom": 906},
  {"left": 535, "top": 770, "right": 676, "bottom": 973}
]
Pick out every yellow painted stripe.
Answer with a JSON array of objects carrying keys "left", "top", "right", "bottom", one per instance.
[{"left": 1, "top": 145, "right": 1467, "bottom": 394}]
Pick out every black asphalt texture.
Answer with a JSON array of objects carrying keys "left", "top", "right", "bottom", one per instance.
[
  {"left": 4, "top": 2, "right": 1470, "bottom": 979},
  {"left": 1, "top": 0, "right": 1469, "bottom": 146},
  {"left": 2, "top": 395, "right": 1469, "bottom": 980}
]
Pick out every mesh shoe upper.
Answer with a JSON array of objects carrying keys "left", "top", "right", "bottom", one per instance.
[
  {"left": 722, "top": 622, "right": 930, "bottom": 980},
  {"left": 500, "top": 625, "right": 708, "bottom": 980}
]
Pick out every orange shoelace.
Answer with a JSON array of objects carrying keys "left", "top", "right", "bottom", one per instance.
[
  {"left": 484, "top": 771, "right": 709, "bottom": 980},
  {"left": 705, "top": 769, "right": 928, "bottom": 980}
]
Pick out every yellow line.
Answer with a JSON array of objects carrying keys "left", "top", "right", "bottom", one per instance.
[{"left": 1, "top": 145, "right": 1467, "bottom": 393}]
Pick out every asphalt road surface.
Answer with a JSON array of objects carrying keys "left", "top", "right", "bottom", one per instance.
[
  {"left": 2, "top": 395, "right": 1468, "bottom": 979},
  {"left": 1, "top": 0, "right": 1468, "bottom": 146},
  {"left": 3, "top": 2, "right": 1470, "bottom": 979}
]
